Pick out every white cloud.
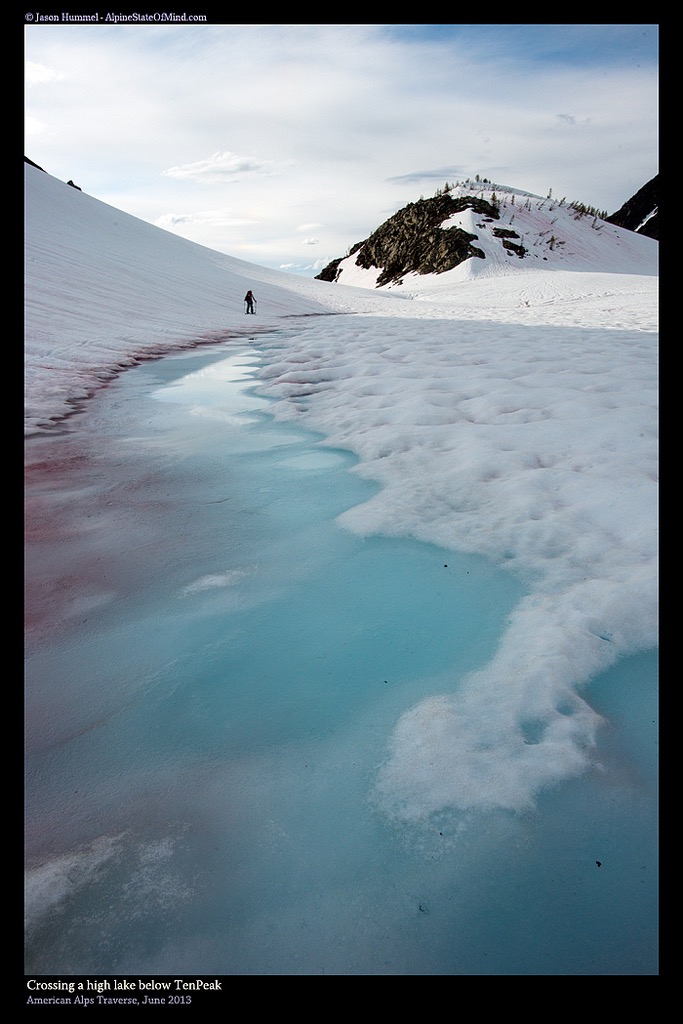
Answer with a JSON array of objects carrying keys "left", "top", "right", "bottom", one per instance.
[
  {"left": 155, "top": 211, "right": 258, "bottom": 235},
  {"left": 25, "top": 60, "right": 64, "bottom": 85},
  {"left": 162, "top": 151, "right": 284, "bottom": 183},
  {"left": 25, "top": 116, "right": 46, "bottom": 137}
]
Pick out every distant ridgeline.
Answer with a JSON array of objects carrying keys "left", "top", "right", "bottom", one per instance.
[{"left": 316, "top": 192, "right": 498, "bottom": 286}]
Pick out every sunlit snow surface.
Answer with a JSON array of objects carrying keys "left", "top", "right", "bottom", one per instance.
[{"left": 24, "top": 167, "right": 658, "bottom": 974}]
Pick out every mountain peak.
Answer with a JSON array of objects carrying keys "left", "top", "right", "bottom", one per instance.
[{"left": 316, "top": 179, "right": 657, "bottom": 290}]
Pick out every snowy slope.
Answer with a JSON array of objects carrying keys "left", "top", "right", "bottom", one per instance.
[
  {"left": 24, "top": 163, "right": 404, "bottom": 434},
  {"left": 25, "top": 164, "right": 657, "bottom": 436}
]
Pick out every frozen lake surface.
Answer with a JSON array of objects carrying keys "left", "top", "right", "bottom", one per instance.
[{"left": 24, "top": 338, "right": 657, "bottom": 976}]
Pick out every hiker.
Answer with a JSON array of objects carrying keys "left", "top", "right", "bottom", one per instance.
[{"left": 244, "top": 290, "right": 256, "bottom": 314}]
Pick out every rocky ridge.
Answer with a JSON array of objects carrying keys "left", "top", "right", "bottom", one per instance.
[
  {"left": 605, "top": 175, "right": 658, "bottom": 240},
  {"left": 316, "top": 176, "right": 658, "bottom": 287}
]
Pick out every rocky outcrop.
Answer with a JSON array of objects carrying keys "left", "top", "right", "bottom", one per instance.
[
  {"left": 24, "top": 156, "right": 46, "bottom": 172},
  {"left": 317, "top": 192, "right": 495, "bottom": 286},
  {"left": 606, "top": 175, "right": 658, "bottom": 240},
  {"left": 315, "top": 257, "right": 345, "bottom": 283},
  {"left": 318, "top": 174, "right": 658, "bottom": 289}
]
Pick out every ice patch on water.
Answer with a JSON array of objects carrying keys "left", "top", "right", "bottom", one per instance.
[
  {"left": 58, "top": 591, "right": 117, "bottom": 625},
  {"left": 370, "top": 585, "right": 643, "bottom": 820},
  {"left": 373, "top": 688, "right": 601, "bottom": 820},
  {"left": 121, "top": 837, "right": 194, "bottom": 916},
  {"left": 181, "top": 566, "right": 255, "bottom": 595},
  {"left": 25, "top": 833, "right": 125, "bottom": 928}
]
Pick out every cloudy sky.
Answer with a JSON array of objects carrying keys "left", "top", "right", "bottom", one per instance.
[{"left": 24, "top": 21, "right": 658, "bottom": 276}]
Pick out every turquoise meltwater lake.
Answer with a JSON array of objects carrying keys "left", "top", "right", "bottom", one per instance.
[{"left": 24, "top": 338, "right": 658, "bottom": 976}]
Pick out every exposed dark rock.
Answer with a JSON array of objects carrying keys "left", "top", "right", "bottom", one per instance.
[
  {"left": 24, "top": 156, "right": 46, "bottom": 172},
  {"left": 502, "top": 239, "right": 527, "bottom": 257},
  {"left": 316, "top": 192, "right": 495, "bottom": 286},
  {"left": 67, "top": 180, "right": 82, "bottom": 191},
  {"left": 316, "top": 241, "right": 365, "bottom": 282},
  {"left": 606, "top": 175, "right": 658, "bottom": 240},
  {"left": 315, "top": 257, "right": 344, "bottom": 283}
]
